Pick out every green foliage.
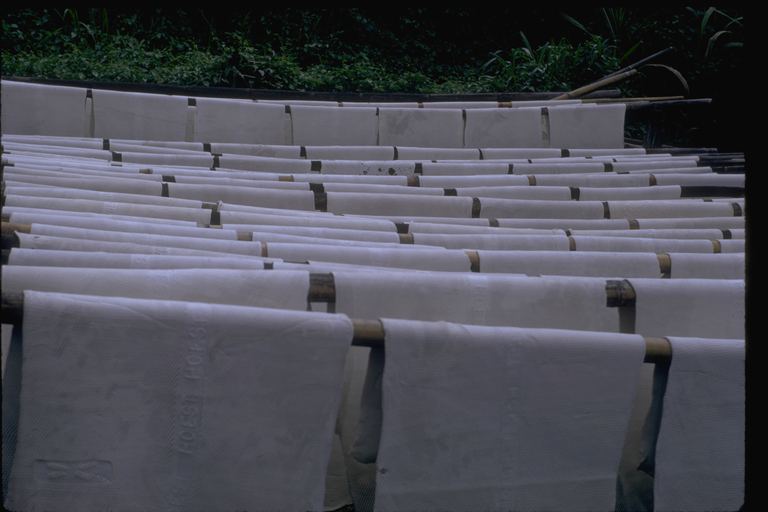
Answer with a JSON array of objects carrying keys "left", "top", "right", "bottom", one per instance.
[
  {"left": 480, "top": 33, "right": 624, "bottom": 93},
  {"left": 2, "top": 9, "right": 231, "bottom": 86},
  {"left": 685, "top": 7, "right": 743, "bottom": 59},
  {"left": 3, "top": 37, "right": 230, "bottom": 86},
  {"left": 557, "top": 7, "right": 744, "bottom": 99},
  {"left": 2, "top": 8, "right": 744, "bottom": 98}
]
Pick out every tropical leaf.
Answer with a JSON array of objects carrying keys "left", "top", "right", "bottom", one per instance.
[
  {"left": 620, "top": 41, "right": 643, "bottom": 64},
  {"left": 560, "top": 12, "right": 591, "bottom": 36},
  {"left": 715, "top": 9, "right": 743, "bottom": 28},
  {"left": 644, "top": 63, "right": 689, "bottom": 97},
  {"left": 700, "top": 7, "right": 716, "bottom": 40},
  {"left": 705, "top": 30, "right": 730, "bottom": 59}
]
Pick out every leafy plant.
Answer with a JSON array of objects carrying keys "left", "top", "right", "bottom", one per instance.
[
  {"left": 480, "top": 32, "right": 624, "bottom": 93},
  {"left": 2, "top": 7, "right": 744, "bottom": 101},
  {"left": 686, "top": 7, "right": 743, "bottom": 59}
]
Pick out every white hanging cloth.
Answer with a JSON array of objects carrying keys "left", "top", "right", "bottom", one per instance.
[
  {"left": 370, "top": 319, "right": 645, "bottom": 511},
  {"left": 641, "top": 337, "right": 744, "bottom": 511},
  {"left": 4, "top": 291, "right": 353, "bottom": 511}
]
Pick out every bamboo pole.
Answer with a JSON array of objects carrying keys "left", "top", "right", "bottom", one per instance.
[
  {"left": 551, "top": 69, "right": 638, "bottom": 101},
  {"left": 1, "top": 75, "right": 622, "bottom": 102},
  {"left": 581, "top": 95, "right": 684, "bottom": 104},
  {"left": 602, "top": 47, "right": 675, "bottom": 80},
  {"left": 0, "top": 292, "right": 671, "bottom": 363},
  {"left": 1, "top": 222, "right": 31, "bottom": 236},
  {"left": 624, "top": 98, "right": 712, "bottom": 110},
  {"left": 552, "top": 47, "right": 673, "bottom": 102}
]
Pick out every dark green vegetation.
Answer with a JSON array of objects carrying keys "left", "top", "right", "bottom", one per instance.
[
  {"left": 3, "top": 8, "right": 743, "bottom": 98},
  {"left": 2, "top": 8, "right": 748, "bottom": 150}
]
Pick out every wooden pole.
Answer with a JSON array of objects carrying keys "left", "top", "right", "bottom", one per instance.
[
  {"left": 0, "top": 292, "right": 671, "bottom": 363},
  {"left": 602, "top": 47, "right": 675, "bottom": 80},
  {"left": 552, "top": 47, "right": 674, "bottom": 102},
  {"left": 0, "top": 223, "right": 738, "bottom": 275},
  {"left": 1, "top": 75, "right": 622, "bottom": 102},
  {"left": 551, "top": 69, "right": 638, "bottom": 101},
  {"left": 581, "top": 96, "right": 684, "bottom": 104}
]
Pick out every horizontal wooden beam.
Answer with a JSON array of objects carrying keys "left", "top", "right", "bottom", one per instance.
[
  {"left": 1, "top": 76, "right": 622, "bottom": 102},
  {"left": 0, "top": 292, "right": 671, "bottom": 363}
]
